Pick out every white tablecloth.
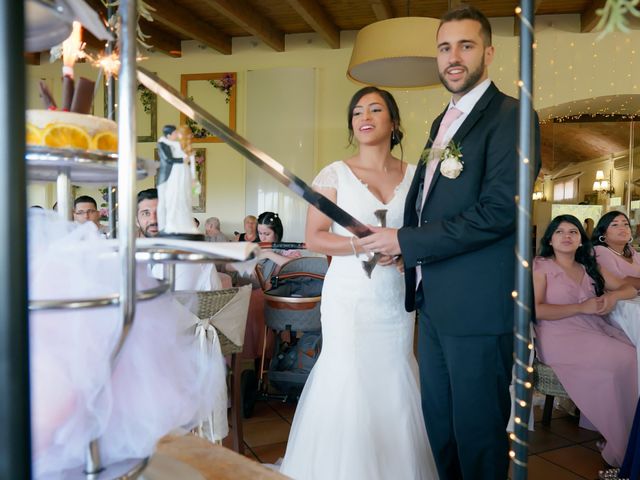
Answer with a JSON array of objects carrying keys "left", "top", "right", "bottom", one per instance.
[{"left": 610, "top": 296, "right": 640, "bottom": 389}]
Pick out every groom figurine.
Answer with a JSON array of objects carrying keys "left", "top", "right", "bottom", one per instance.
[{"left": 361, "top": 6, "right": 540, "bottom": 479}]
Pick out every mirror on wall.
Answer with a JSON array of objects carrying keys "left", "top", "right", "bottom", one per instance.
[{"left": 534, "top": 105, "right": 639, "bottom": 248}]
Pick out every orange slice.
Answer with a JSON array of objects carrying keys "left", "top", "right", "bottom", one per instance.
[
  {"left": 91, "top": 131, "right": 118, "bottom": 152},
  {"left": 42, "top": 123, "right": 91, "bottom": 150},
  {"left": 26, "top": 123, "right": 42, "bottom": 145}
]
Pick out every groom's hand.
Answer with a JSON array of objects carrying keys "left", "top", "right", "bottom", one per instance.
[{"left": 360, "top": 226, "right": 401, "bottom": 256}]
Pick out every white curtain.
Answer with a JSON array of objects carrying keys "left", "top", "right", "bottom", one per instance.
[{"left": 245, "top": 67, "right": 316, "bottom": 242}]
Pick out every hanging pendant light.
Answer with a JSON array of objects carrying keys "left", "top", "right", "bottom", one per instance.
[
  {"left": 347, "top": 0, "right": 441, "bottom": 89},
  {"left": 347, "top": 16, "right": 441, "bottom": 89}
]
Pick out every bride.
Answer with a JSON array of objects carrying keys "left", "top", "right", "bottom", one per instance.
[{"left": 279, "top": 87, "right": 437, "bottom": 479}]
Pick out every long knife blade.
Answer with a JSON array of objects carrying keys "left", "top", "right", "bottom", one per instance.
[{"left": 137, "top": 67, "right": 372, "bottom": 239}]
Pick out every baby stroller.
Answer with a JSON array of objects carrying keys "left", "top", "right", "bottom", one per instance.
[{"left": 243, "top": 255, "right": 328, "bottom": 414}]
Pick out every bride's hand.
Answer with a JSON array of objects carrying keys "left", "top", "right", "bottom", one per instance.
[{"left": 395, "top": 256, "right": 404, "bottom": 273}]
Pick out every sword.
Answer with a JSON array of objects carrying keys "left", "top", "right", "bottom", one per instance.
[{"left": 137, "top": 67, "right": 382, "bottom": 277}]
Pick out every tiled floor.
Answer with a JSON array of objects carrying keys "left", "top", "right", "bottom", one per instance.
[{"left": 233, "top": 396, "right": 607, "bottom": 479}]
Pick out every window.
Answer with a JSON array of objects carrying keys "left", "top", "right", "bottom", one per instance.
[{"left": 552, "top": 173, "right": 582, "bottom": 202}]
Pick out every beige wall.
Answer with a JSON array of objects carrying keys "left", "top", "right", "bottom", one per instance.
[{"left": 26, "top": 14, "right": 640, "bottom": 234}]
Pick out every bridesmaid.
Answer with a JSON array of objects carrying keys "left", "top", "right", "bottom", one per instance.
[
  {"left": 533, "top": 214, "right": 637, "bottom": 467},
  {"left": 592, "top": 211, "right": 640, "bottom": 291}
]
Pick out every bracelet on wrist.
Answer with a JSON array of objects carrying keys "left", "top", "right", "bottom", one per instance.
[{"left": 349, "top": 236, "right": 358, "bottom": 256}]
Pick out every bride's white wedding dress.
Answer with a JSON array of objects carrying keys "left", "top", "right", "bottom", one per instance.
[{"left": 279, "top": 161, "right": 437, "bottom": 480}]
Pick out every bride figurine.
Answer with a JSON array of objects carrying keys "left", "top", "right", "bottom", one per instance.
[{"left": 156, "top": 124, "right": 203, "bottom": 240}]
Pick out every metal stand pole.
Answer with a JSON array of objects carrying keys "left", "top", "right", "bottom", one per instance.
[
  {"left": 0, "top": 0, "right": 31, "bottom": 478},
  {"left": 106, "top": 3, "right": 117, "bottom": 238},
  {"left": 84, "top": 0, "right": 137, "bottom": 475},
  {"left": 114, "top": 0, "right": 138, "bottom": 364},
  {"left": 512, "top": 2, "right": 536, "bottom": 479}
]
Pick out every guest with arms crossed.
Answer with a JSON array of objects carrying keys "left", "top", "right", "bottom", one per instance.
[
  {"left": 361, "top": 6, "right": 541, "bottom": 479},
  {"left": 533, "top": 214, "right": 637, "bottom": 467},
  {"left": 592, "top": 211, "right": 640, "bottom": 291}
]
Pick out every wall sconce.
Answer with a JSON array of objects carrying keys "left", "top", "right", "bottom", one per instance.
[
  {"left": 593, "top": 169, "right": 615, "bottom": 197},
  {"left": 532, "top": 191, "right": 544, "bottom": 201}
]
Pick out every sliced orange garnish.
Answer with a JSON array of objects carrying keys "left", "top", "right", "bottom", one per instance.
[
  {"left": 91, "top": 131, "right": 118, "bottom": 152},
  {"left": 42, "top": 123, "right": 91, "bottom": 150},
  {"left": 26, "top": 123, "right": 42, "bottom": 145}
]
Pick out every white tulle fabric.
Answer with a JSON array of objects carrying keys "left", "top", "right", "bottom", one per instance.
[
  {"left": 29, "top": 211, "right": 226, "bottom": 479},
  {"left": 280, "top": 161, "right": 437, "bottom": 480}
]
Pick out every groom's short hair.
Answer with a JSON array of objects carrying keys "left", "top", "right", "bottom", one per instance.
[{"left": 439, "top": 5, "right": 492, "bottom": 47}]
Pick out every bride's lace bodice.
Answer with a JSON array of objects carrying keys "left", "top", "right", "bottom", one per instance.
[{"left": 312, "top": 160, "right": 415, "bottom": 237}]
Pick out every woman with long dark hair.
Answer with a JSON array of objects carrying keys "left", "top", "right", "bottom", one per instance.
[
  {"left": 533, "top": 214, "right": 637, "bottom": 467},
  {"left": 280, "top": 86, "right": 436, "bottom": 479},
  {"left": 592, "top": 210, "right": 640, "bottom": 291},
  {"left": 255, "top": 211, "right": 300, "bottom": 288}
]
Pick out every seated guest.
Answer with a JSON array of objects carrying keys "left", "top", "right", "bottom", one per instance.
[
  {"left": 136, "top": 188, "right": 222, "bottom": 291},
  {"left": 255, "top": 211, "right": 301, "bottom": 290},
  {"left": 592, "top": 211, "right": 640, "bottom": 291},
  {"left": 533, "top": 214, "right": 637, "bottom": 467},
  {"left": 228, "top": 212, "right": 299, "bottom": 361},
  {"left": 205, "top": 217, "right": 228, "bottom": 242},
  {"left": 74, "top": 195, "right": 109, "bottom": 236},
  {"left": 235, "top": 215, "right": 259, "bottom": 243}
]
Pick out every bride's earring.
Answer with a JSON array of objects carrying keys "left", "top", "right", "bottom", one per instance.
[{"left": 599, "top": 235, "right": 606, "bottom": 242}]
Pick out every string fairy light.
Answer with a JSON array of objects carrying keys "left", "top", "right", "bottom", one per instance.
[{"left": 511, "top": 2, "right": 536, "bottom": 478}]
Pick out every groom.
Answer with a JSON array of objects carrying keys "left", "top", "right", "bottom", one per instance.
[{"left": 361, "top": 6, "right": 540, "bottom": 479}]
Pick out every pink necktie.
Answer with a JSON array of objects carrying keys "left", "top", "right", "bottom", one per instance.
[
  {"left": 420, "top": 107, "right": 463, "bottom": 210},
  {"left": 416, "top": 107, "right": 462, "bottom": 289}
]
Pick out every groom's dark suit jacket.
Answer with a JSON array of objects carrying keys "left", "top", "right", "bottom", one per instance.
[{"left": 398, "top": 82, "right": 541, "bottom": 336}]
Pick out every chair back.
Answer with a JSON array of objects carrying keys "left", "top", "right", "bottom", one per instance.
[
  {"left": 532, "top": 358, "right": 570, "bottom": 398},
  {"left": 174, "top": 286, "right": 252, "bottom": 355}
]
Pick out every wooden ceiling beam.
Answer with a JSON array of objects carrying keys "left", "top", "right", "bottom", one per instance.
[
  {"left": 370, "top": 0, "right": 393, "bottom": 21},
  {"left": 581, "top": 0, "right": 607, "bottom": 32},
  {"left": 140, "top": 20, "right": 182, "bottom": 57},
  {"left": 285, "top": 0, "right": 340, "bottom": 49},
  {"left": 146, "top": 0, "right": 231, "bottom": 54},
  {"left": 199, "top": 0, "right": 285, "bottom": 52}
]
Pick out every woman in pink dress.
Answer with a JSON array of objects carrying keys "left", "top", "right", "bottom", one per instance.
[
  {"left": 533, "top": 214, "right": 637, "bottom": 467},
  {"left": 592, "top": 211, "right": 640, "bottom": 291}
]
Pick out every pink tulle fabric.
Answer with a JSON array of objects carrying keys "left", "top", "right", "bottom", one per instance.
[{"left": 29, "top": 211, "right": 226, "bottom": 479}]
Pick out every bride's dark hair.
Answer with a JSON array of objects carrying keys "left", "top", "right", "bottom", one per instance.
[
  {"left": 347, "top": 86, "right": 404, "bottom": 155},
  {"left": 538, "top": 214, "right": 604, "bottom": 296}
]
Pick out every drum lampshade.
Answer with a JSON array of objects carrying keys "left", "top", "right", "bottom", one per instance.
[{"left": 347, "top": 17, "right": 441, "bottom": 89}]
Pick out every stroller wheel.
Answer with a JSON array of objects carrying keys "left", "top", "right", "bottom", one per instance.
[{"left": 241, "top": 369, "right": 258, "bottom": 418}]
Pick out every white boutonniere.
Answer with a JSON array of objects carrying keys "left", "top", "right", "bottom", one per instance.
[
  {"left": 439, "top": 141, "right": 464, "bottom": 179},
  {"left": 419, "top": 140, "right": 464, "bottom": 180}
]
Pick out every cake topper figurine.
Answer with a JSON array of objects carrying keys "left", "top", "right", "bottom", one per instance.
[{"left": 156, "top": 124, "right": 204, "bottom": 239}]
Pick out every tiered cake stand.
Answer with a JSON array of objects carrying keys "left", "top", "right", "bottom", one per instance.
[{"left": 23, "top": 2, "right": 257, "bottom": 478}]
